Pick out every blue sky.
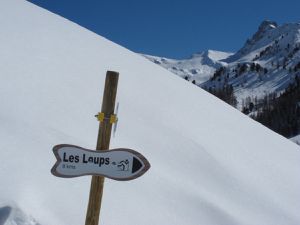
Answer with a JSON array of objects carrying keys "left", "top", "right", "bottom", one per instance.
[{"left": 28, "top": 0, "right": 300, "bottom": 59}]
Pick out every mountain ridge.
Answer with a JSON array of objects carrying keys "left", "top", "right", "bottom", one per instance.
[
  {"left": 202, "top": 20, "right": 300, "bottom": 108},
  {"left": 144, "top": 20, "right": 300, "bottom": 137},
  {"left": 143, "top": 20, "right": 300, "bottom": 102},
  {"left": 143, "top": 50, "right": 232, "bottom": 84}
]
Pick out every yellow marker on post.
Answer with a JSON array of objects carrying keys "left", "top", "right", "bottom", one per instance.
[
  {"left": 95, "top": 113, "right": 117, "bottom": 124},
  {"left": 110, "top": 114, "right": 117, "bottom": 124},
  {"left": 95, "top": 112, "right": 105, "bottom": 122}
]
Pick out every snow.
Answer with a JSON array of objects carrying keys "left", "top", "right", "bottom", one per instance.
[
  {"left": 143, "top": 50, "right": 232, "bottom": 84},
  {"left": 0, "top": 203, "right": 39, "bottom": 225},
  {"left": 0, "top": 1, "right": 300, "bottom": 225},
  {"left": 206, "top": 50, "right": 233, "bottom": 61}
]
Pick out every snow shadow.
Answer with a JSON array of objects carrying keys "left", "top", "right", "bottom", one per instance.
[{"left": 0, "top": 206, "right": 11, "bottom": 225}]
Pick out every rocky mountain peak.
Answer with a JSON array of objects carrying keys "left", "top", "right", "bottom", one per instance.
[
  {"left": 258, "top": 20, "right": 278, "bottom": 31},
  {"left": 251, "top": 20, "right": 278, "bottom": 43}
]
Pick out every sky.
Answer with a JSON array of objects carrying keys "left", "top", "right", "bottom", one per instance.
[{"left": 28, "top": 0, "right": 300, "bottom": 59}]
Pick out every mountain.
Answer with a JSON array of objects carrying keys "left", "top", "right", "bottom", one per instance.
[
  {"left": 225, "top": 20, "right": 280, "bottom": 63},
  {"left": 143, "top": 50, "right": 232, "bottom": 84},
  {"left": 202, "top": 20, "right": 300, "bottom": 137},
  {"left": 203, "top": 20, "right": 300, "bottom": 106},
  {"left": 144, "top": 20, "right": 300, "bottom": 138},
  {"left": 1, "top": 1, "right": 300, "bottom": 225},
  {"left": 144, "top": 20, "right": 300, "bottom": 107}
]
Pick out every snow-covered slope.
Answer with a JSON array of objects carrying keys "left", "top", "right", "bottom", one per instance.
[
  {"left": 0, "top": 1, "right": 300, "bottom": 225},
  {"left": 143, "top": 50, "right": 232, "bottom": 84}
]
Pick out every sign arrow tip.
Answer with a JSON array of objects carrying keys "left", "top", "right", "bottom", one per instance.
[{"left": 132, "top": 157, "right": 143, "bottom": 173}]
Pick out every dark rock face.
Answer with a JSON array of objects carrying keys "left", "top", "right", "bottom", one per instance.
[
  {"left": 252, "top": 20, "right": 278, "bottom": 42},
  {"left": 258, "top": 20, "right": 278, "bottom": 30},
  {"left": 0, "top": 206, "right": 11, "bottom": 225}
]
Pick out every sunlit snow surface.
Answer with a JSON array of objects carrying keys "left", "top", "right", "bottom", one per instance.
[
  {"left": 143, "top": 50, "right": 232, "bottom": 84},
  {"left": 0, "top": 1, "right": 300, "bottom": 225}
]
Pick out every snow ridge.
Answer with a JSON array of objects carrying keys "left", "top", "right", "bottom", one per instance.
[{"left": 143, "top": 50, "right": 232, "bottom": 84}]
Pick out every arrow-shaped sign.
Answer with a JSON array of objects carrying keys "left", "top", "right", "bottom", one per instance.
[{"left": 51, "top": 144, "right": 150, "bottom": 181}]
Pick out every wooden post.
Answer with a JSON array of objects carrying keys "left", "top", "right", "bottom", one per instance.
[{"left": 85, "top": 71, "right": 119, "bottom": 225}]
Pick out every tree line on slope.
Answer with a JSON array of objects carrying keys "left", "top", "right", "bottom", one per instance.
[
  {"left": 206, "top": 85, "right": 237, "bottom": 108},
  {"left": 243, "top": 75, "right": 300, "bottom": 137},
  {"left": 202, "top": 63, "right": 300, "bottom": 138}
]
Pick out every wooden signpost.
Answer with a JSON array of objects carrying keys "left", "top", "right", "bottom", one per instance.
[{"left": 50, "top": 71, "right": 150, "bottom": 225}]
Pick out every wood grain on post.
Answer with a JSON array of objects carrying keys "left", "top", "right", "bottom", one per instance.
[{"left": 85, "top": 71, "right": 119, "bottom": 225}]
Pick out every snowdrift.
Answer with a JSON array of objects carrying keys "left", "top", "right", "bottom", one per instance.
[{"left": 0, "top": 1, "right": 299, "bottom": 225}]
